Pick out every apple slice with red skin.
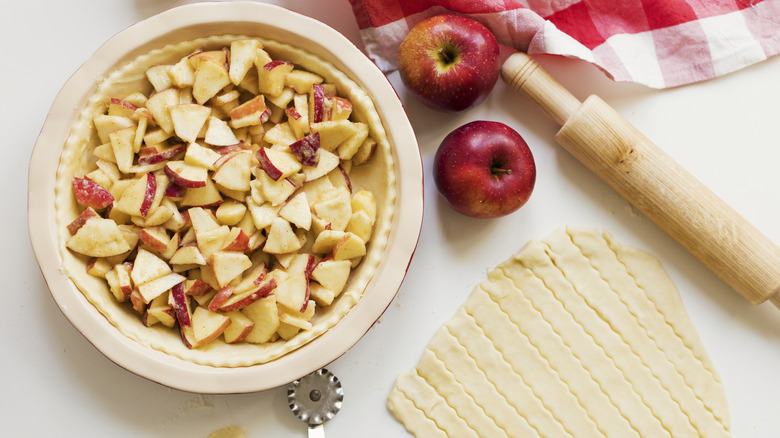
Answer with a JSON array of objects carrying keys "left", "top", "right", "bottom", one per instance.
[
  {"left": 397, "top": 14, "right": 500, "bottom": 112},
  {"left": 164, "top": 182, "right": 187, "bottom": 200},
  {"left": 164, "top": 160, "right": 208, "bottom": 188},
  {"left": 137, "top": 143, "right": 186, "bottom": 165},
  {"left": 208, "top": 285, "right": 235, "bottom": 312},
  {"left": 67, "top": 207, "right": 100, "bottom": 234},
  {"left": 222, "top": 311, "right": 254, "bottom": 343},
  {"left": 289, "top": 132, "right": 320, "bottom": 167},
  {"left": 170, "top": 282, "right": 193, "bottom": 327},
  {"left": 108, "top": 98, "right": 138, "bottom": 118},
  {"left": 222, "top": 227, "right": 250, "bottom": 252},
  {"left": 217, "top": 275, "right": 277, "bottom": 312},
  {"left": 115, "top": 173, "right": 157, "bottom": 217},
  {"left": 258, "top": 60, "right": 294, "bottom": 97},
  {"left": 308, "top": 84, "right": 326, "bottom": 124},
  {"left": 192, "top": 306, "right": 231, "bottom": 346},
  {"left": 229, "top": 94, "right": 269, "bottom": 128},
  {"left": 182, "top": 278, "right": 212, "bottom": 296},
  {"left": 257, "top": 148, "right": 301, "bottom": 181},
  {"left": 72, "top": 177, "right": 115, "bottom": 210}
]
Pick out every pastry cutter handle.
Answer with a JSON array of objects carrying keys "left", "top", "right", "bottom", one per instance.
[{"left": 501, "top": 51, "right": 780, "bottom": 307}]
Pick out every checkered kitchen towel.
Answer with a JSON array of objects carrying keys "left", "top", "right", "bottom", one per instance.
[{"left": 348, "top": 0, "right": 780, "bottom": 88}]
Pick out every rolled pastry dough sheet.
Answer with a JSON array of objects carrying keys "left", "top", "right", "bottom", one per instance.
[{"left": 387, "top": 226, "right": 730, "bottom": 438}]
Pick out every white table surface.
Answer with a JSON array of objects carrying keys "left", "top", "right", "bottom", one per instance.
[{"left": 7, "top": 0, "right": 780, "bottom": 436}]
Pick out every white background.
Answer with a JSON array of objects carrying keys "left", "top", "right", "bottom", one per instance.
[{"left": 6, "top": 0, "right": 780, "bottom": 436}]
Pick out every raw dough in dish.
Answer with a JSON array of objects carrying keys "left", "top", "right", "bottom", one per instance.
[
  {"left": 387, "top": 226, "right": 729, "bottom": 437},
  {"left": 54, "top": 35, "right": 395, "bottom": 367}
]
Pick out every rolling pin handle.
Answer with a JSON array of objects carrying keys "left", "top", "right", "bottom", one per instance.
[{"left": 500, "top": 52, "right": 581, "bottom": 126}]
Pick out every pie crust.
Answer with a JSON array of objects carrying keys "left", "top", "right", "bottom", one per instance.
[
  {"left": 388, "top": 226, "right": 730, "bottom": 437},
  {"left": 54, "top": 35, "right": 395, "bottom": 367}
]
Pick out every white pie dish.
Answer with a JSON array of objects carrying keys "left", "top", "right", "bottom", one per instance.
[{"left": 27, "top": 1, "right": 422, "bottom": 393}]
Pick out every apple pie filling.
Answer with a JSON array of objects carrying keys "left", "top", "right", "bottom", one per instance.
[{"left": 54, "top": 35, "right": 394, "bottom": 366}]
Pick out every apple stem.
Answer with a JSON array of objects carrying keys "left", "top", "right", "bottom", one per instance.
[
  {"left": 438, "top": 45, "right": 459, "bottom": 66},
  {"left": 491, "top": 166, "right": 512, "bottom": 177}
]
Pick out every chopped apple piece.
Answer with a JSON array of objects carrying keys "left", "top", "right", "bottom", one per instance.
[
  {"left": 195, "top": 224, "right": 231, "bottom": 260},
  {"left": 115, "top": 173, "right": 157, "bottom": 217},
  {"left": 337, "top": 122, "right": 369, "bottom": 160},
  {"left": 210, "top": 250, "right": 252, "bottom": 287},
  {"left": 138, "top": 226, "right": 171, "bottom": 253},
  {"left": 72, "top": 177, "right": 114, "bottom": 209},
  {"left": 352, "top": 189, "right": 377, "bottom": 223},
  {"left": 204, "top": 116, "right": 239, "bottom": 146},
  {"left": 192, "top": 306, "right": 231, "bottom": 346},
  {"left": 285, "top": 69, "right": 324, "bottom": 94},
  {"left": 212, "top": 152, "right": 252, "bottom": 192},
  {"left": 223, "top": 311, "right": 255, "bottom": 343},
  {"left": 67, "top": 217, "right": 132, "bottom": 258},
  {"left": 130, "top": 248, "right": 171, "bottom": 286},
  {"left": 311, "top": 259, "right": 351, "bottom": 295},
  {"left": 302, "top": 148, "right": 340, "bottom": 182},
  {"left": 67, "top": 207, "right": 100, "bottom": 234},
  {"left": 246, "top": 198, "right": 281, "bottom": 230},
  {"left": 311, "top": 230, "right": 347, "bottom": 255},
  {"left": 170, "top": 282, "right": 193, "bottom": 327},
  {"left": 193, "top": 58, "right": 231, "bottom": 104},
  {"left": 145, "top": 65, "right": 173, "bottom": 91},
  {"left": 188, "top": 50, "right": 228, "bottom": 69},
  {"left": 137, "top": 143, "right": 187, "bottom": 166},
  {"left": 223, "top": 227, "right": 250, "bottom": 252},
  {"left": 109, "top": 126, "right": 136, "bottom": 173},
  {"left": 274, "top": 272, "right": 310, "bottom": 312},
  {"left": 309, "top": 83, "right": 326, "bottom": 124},
  {"left": 213, "top": 200, "right": 245, "bottom": 226},
  {"left": 313, "top": 187, "right": 352, "bottom": 231},
  {"left": 170, "top": 103, "right": 211, "bottom": 143},
  {"left": 138, "top": 272, "right": 185, "bottom": 303},
  {"left": 242, "top": 295, "right": 280, "bottom": 344},
  {"left": 264, "top": 217, "right": 303, "bottom": 254},
  {"left": 146, "top": 293, "right": 177, "bottom": 328},
  {"left": 333, "top": 232, "right": 367, "bottom": 261},
  {"left": 93, "top": 114, "right": 135, "bottom": 144},
  {"left": 164, "top": 160, "right": 208, "bottom": 188},
  {"left": 167, "top": 57, "right": 196, "bottom": 88},
  {"left": 180, "top": 178, "right": 223, "bottom": 208},
  {"left": 229, "top": 39, "right": 263, "bottom": 85},
  {"left": 258, "top": 60, "right": 294, "bottom": 97},
  {"left": 310, "top": 282, "right": 337, "bottom": 307},
  {"left": 145, "top": 88, "right": 180, "bottom": 134},
  {"left": 288, "top": 94, "right": 310, "bottom": 139},
  {"left": 329, "top": 96, "right": 353, "bottom": 121},
  {"left": 255, "top": 171, "right": 297, "bottom": 206},
  {"left": 289, "top": 132, "right": 320, "bottom": 167},
  {"left": 229, "top": 94, "right": 269, "bottom": 129},
  {"left": 279, "top": 191, "right": 311, "bottom": 230},
  {"left": 263, "top": 121, "right": 297, "bottom": 146},
  {"left": 346, "top": 209, "right": 373, "bottom": 243},
  {"left": 310, "top": 120, "right": 359, "bottom": 152},
  {"left": 86, "top": 257, "right": 113, "bottom": 277},
  {"left": 257, "top": 147, "right": 301, "bottom": 180},
  {"left": 170, "top": 244, "right": 207, "bottom": 266}
]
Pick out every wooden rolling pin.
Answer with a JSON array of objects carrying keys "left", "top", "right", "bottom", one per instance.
[{"left": 501, "top": 51, "right": 780, "bottom": 307}]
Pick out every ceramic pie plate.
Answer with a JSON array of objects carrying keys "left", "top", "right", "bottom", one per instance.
[{"left": 27, "top": 1, "right": 423, "bottom": 393}]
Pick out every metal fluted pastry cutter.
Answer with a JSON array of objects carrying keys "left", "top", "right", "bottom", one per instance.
[
  {"left": 288, "top": 368, "right": 343, "bottom": 437},
  {"left": 501, "top": 51, "right": 780, "bottom": 308}
]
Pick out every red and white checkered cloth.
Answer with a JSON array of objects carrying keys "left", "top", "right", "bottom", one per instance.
[{"left": 348, "top": 0, "right": 780, "bottom": 88}]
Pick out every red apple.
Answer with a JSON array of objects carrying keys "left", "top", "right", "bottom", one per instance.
[
  {"left": 397, "top": 15, "right": 500, "bottom": 112},
  {"left": 433, "top": 121, "right": 535, "bottom": 218}
]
